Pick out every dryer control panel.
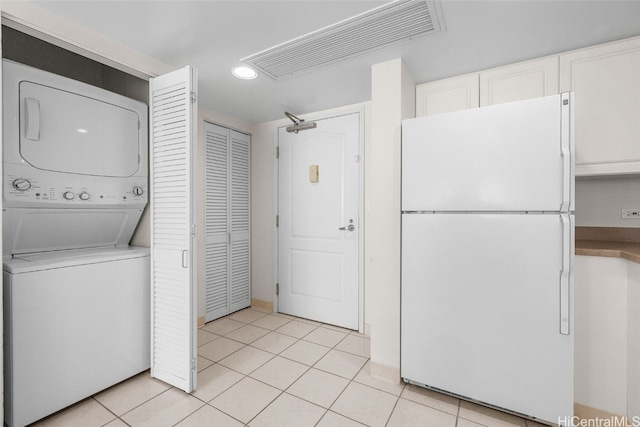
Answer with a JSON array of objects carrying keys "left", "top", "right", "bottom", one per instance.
[{"left": 4, "top": 164, "right": 147, "bottom": 210}]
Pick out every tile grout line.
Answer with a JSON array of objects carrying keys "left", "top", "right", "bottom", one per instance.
[{"left": 202, "top": 310, "right": 364, "bottom": 426}]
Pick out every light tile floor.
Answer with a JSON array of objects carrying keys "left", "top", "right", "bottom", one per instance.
[{"left": 31, "top": 308, "right": 548, "bottom": 427}]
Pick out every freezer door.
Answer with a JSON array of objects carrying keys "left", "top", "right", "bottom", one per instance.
[
  {"left": 401, "top": 213, "right": 573, "bottom": 424},
  {"left": 402, "top": 93, "right": 573, "bottom": 212}
]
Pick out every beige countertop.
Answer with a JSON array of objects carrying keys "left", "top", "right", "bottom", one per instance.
[{"left": 575, "top": 227, "right": 640, "bottom": 264}]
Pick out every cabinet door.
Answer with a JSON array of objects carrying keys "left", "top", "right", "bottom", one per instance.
[
  {"left": 628, "top": 262, "right": 640, "bottom": 419},
  {"left": 560, "top": 38, "right": 640, "bottom": 176},
  {"left": 415, "top": 74, "right": 479, "bottom": 117},
  {"left": 574, "top": 256, "right": 628, "bottom": 416},
  {"left": 480, "top": 56, "right": 559, "bottom": 106}
]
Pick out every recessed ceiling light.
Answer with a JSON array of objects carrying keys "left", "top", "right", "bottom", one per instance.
[{"left": 232, "top": 66, "right": 257, "bottom": 80}]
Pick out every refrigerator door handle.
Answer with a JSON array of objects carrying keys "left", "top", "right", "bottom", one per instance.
[
  {"left": 559, "top": 213, "right": 571, "bottom": 335},
  {"left": 560, "top": 92, "right": 572, "bottom": 212}
]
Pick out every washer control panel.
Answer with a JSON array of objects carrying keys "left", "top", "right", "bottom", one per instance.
[{"left": 4, "top": 164, "right": 147, "bottom": 209}]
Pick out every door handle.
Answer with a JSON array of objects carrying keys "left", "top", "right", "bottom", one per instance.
[
  {"left": 25, "top": 97, "right": 40, "bottom": 141},
  {"left": 560, "top": 92, "right": 572, "bottom": 212},
  {"left": 559, "top": 214, "right": 572, "bottom": 335},
  {"left": 339, "top": 219, "right": 355, "bottom": 231},
  {"left": 182, "top": 250, "right": 188, "bottom": 268}
]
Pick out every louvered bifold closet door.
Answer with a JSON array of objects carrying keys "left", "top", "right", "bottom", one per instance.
[
  {"left": 229, "top": 130, "right": 251, "bottom": 312},
  {"left": 149, "top": 66, "right": 197, "bottom": 392},
  {"left": 204, "top": 123, "right": 251, "bottom": 321},
  {"left": 204, "top": 122, "right": 230, "bottom": 321}
]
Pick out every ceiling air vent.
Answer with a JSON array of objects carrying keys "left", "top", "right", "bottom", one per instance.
[{"left": 241, "top": 0, "right": 444, "bottom": 81}]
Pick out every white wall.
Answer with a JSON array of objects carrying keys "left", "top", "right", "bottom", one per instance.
[
  {"left": 250, "top": 119, "right": 278, "bottom": 306},
  {"left": 576, "top": 177, "right": 640, "bottom": 228}
]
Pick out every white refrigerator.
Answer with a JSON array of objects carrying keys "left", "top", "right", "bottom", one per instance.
[{"left": 401, "top": 93, "right": 574, "bottom": 425}]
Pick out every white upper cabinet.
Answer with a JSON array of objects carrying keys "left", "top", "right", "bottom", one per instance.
[
  {"left": 560, "top": 38, "right": 640, "bottom": 176},
  {"left": 416, "top": 56, "right": 559, "bottom": 117},
  {"left": 479, "top": 56, "right": 559, "bottom": 106},
  {"left": 415, "top": 36, "right": 640, "bottom": 177},
  {"left": 416, "top": 74, "right": 479, "bottom": 117}
]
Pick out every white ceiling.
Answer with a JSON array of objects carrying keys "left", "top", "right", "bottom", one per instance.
[{"left": 28, "top": 0, "right": 640, "bottom": 123}]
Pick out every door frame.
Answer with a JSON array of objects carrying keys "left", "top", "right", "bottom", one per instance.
[{"left": 273, "top": 106, "right": 365, "bottom": 333}]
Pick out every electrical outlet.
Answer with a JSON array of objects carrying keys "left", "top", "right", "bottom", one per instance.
[{"left": 621, "top": 208, "right": 640, "bottom": 219}]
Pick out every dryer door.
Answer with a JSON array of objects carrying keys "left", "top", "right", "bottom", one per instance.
[{"left": 19, "top": 81, "right": 141, "bottom": 177}]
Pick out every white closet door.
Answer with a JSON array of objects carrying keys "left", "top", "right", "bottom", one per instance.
[
  {"left": 229, "top": 130, "right": 251, "bottom": 312},
  {"left": 204, "top": 123, "right": 230, "bottom": 321},
  {"left": 149, "top": 66, "right": 197, "bottom": 392},
  {"left": 204, "top": 123, "right": 251, "bottom": 321}
]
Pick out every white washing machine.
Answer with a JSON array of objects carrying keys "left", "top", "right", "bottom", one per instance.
[
  {"left": 3, "top": 60, "right": 150, "bottom": 427},
  {"left": 3, "top": 247, "right": 150, "bottom": 427}
]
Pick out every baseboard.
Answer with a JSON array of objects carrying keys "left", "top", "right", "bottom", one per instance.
[
  {"left": 369, "top": 360, "right": 401, "bottom": 384},
  {"left": 197, "top": 316, "right": 205, "bottom": 328},
  {"left": 251, "top": 298, "right": 273, "bottom": 312},
  {"left": 574, "top": 402, "right": 628, "bottom": 425}
]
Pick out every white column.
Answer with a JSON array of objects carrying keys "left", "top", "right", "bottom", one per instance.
[{"left": 366, "top": 58, "right": 414, "bottom": 381}]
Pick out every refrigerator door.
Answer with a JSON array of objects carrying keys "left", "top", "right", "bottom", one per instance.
[
  {"left": 401, "top": 213, "right": 573, "bottom": 424},
  {"left": 402, "top": 93, "right": 573, "bottom": 212}
]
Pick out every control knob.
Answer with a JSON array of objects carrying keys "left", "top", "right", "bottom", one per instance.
[
  {"left": 63, "top": 191, "right": 75, "bottom": 200},
  {"left": 12, "top": 178, "right": 31, "bottom": 192},
  {"left": 79, "top": 192, "right": 90, "bottom": 201},
  {"left": 132, "top": 186, "right": 144, "bottom": 196}
]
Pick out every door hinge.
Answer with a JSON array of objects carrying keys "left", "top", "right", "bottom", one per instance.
[
  {"left": 276, "top": 146, "right": 280, "bottom": 159},
  {"left": 276, "top": 215, "right": 279, "bottom": 228},
  {"left": 190, "top": 91, "right": 197, "bottom": 104},
  {"left": 276, "top": 283, "right": 279, "bottom": 296},
  {"left": 191, "top": 358, "right": 196, "bottom": 371},
  {"left": 191, "top": 224, "right": 196, "bottom": 238}
]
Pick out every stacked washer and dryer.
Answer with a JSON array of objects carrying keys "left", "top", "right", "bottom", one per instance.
[{"left": 2, "top": 60, "right": 151, "bottom": 427}]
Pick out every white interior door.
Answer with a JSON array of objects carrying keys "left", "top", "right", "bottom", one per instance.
[
  {"left": 278, "top": 112, "right": 360, "bottom": 329},
  {"left": 149, "top": 66, "right": 197, "bottom": 392}
]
